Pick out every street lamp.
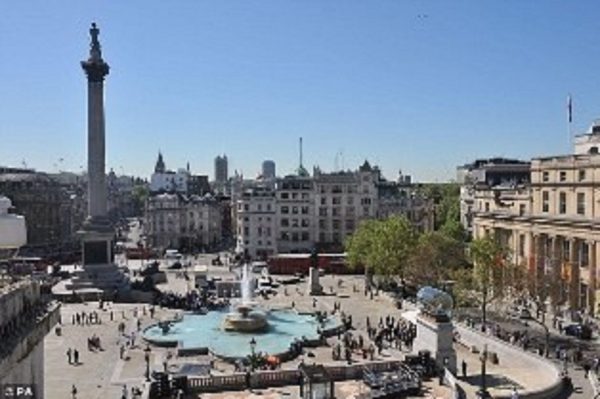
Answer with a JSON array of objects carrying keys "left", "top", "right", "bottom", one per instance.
[
  {"left": 477, "top": 344, "right": 490, "bottom": 399},
  {"left": 144, "top": 345, "right": 152, "bottom": 381},
  {"left": 249, "top": 337, "right": 257, "bottom": 371}
]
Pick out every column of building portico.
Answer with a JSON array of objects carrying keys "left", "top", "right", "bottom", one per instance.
[
  {"left": 587, "top": 241, "right": 596, "bottom": 316},
  {"left": 549, "top": 235, "right": 562, "bottom": 314},
  {"left": 526, "top": 232, "right": 536, "bottom": 295},
  {"left": 534, "top": 234, "right": 546, "bottom": 298},
  {"left": 569, "top": 238, "right": 580, "bottom": 311}
]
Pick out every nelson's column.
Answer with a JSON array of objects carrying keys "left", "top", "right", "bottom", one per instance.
[{"left": 55, "top": 23, "right": 128, "bottom": 299}]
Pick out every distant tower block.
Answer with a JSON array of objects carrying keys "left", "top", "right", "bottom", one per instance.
[
  {"left": 214, "top": 154, "right": 228, "bottom": 183},
  {"left": 262, "top": 160, "right": 276, "bottom": 179}
]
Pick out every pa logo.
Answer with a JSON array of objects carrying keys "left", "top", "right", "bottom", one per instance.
[{"left": 2, "top": 385, "right": 35, "bottom": 399}]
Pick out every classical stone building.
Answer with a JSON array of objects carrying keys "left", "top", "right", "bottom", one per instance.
[
  {"left": 472, "top": 120, "right": 600, "bottom": 315},
  {"left": 0, "top": 280, "right": 60, "bottom": 398},
  {"left": 145, "top": 193, "right": 222, "bottom": 252},
  {"left": 235, "top": 186, "right": 277, "bottom": 259},
  {"left": 457, "top": 158, "right": 530, "bottom": 236},
  {"left": 233, "top": 162, "right": 434, "bottom": 258},
  {"left": 0, "top": 170, "right": 75, "bottom": 255}
]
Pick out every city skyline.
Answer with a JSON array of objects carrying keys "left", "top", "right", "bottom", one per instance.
[{"left": 2, "top": 1, "right": 600, "bottom": 181}]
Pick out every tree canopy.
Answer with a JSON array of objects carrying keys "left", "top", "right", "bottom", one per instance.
[{"left": 345, "top": 215, "right": 417, "bottom": 278}]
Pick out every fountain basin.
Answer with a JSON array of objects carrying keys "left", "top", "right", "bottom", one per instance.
[{"left": 143, "top": 309, "right": 341, "bottom": 358}]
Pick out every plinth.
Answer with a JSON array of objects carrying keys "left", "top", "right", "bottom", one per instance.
[{"left": 412, "top": 313, "right": 457, "bottom": 374}]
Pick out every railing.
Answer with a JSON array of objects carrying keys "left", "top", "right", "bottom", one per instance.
[{"left": 187, "top": 360, "right": 401, "bottom": 393}]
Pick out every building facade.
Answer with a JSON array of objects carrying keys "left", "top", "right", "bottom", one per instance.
[
  {"left": 457, "top": 158, "right": 531, "bottom": 236},
  {"left": 214, "top": 155, "right": 228, "bottom": 184},
  {"left": 472, "top": 121, "right": 600, "bottom": 315},
  {"left": 262, "top": 160, "right": 276, "bottom": 180},
  {"left": 144, "top": 193, "right": 222, "bottom": 252},
  {"left": 233, "top": 162, "right": 434, "bottom": 258},
  {"left": 235, "top": 186, "right": 277, "bottom": 259},
  {"left": 0, "top": 170, "right": 76, "bottom": 256}
]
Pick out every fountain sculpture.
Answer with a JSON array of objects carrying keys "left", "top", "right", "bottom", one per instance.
[{"left": 222, "top": 264, "right": 268, "bottom": 332}]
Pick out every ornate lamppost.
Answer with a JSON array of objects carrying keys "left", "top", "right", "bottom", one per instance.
[
  {"left": 249, "top": 337, "right": 257, "bottom": 371},
  {"left": 477, "top": 344, "right": 490, "bottom": 398},
  {"left": 144, "top": 345, "right": 152, "bottom": 381}
]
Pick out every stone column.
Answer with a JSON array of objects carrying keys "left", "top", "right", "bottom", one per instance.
[
  {"left": 588, "top": 241, "right": 596, "bottom": 316},
  {"left": 569, "top": 238, "right": 580, "bottom": 310},
  {"left": 87, "top": 78, "right": 107, "bottom": 219},
  {"left": 550, "top": 236, "right": 561, "bottom": 313}
]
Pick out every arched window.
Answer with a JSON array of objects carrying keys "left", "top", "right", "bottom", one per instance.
[{"left": 590, "top": 146, "right": 599, "bottom": 154}]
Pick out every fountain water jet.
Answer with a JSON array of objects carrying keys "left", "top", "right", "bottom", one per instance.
[{"left": 222, "top": 263, "right": 268, "bottom": 332}]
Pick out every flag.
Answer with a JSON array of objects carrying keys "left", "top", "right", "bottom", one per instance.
[{"left": 567, "top": 94, "right": 573, "bottom": 123}]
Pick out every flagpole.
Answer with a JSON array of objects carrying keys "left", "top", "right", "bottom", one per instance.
[{"left": 567, "top": 94, "right": 573, "bottom": 151}]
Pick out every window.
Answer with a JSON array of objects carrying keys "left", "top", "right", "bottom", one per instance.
[
  {"left": 281, "top": 192, "right": 289, "bottom": 199},
  {"left": 257, "top": 204, "right": 262, "bottom": 211},
  {"left": 346, "top": 206, "right": 355, "bottom": 215},
  {"left": 281, "top": 218, "right": 289, "bottom": 227},
  {"left": 578, "top": 170, "right": 586, "bottom": 182},
  {"left": 577, "top": 193, "right": 585, "bottom": 215},
  {"left": 332, "top": 197, "right": 341, "bottom": 205},
  {"left": 320, "top": 185, "right": 326, "bottom": 194},
  {"left": 320, "top": 197, "right": 326, "bottom": 205},
  {"left": 542, "top": 171, "right": 549, "bottom": 182},
  {"left": 332, "top": 232, "right": 341, "bottom": 243},
  {"left": 244, "top": 204, "right": 249, "bottom": 211},
  {"left": 301, "top": 219, "right": 310, "bottom": 227},
  {"left": 319, "top": 219, "right": 326, "bottom": 229},
  {"left": 301, "top": 232, "right": 309, "bottom": 241},
  {"left": 292, "top": 206, "right": 299, "bottom": 214},
  {"left": 301, "top": 193, "right": 310, "bottom": 200},
  {"left": 319, "top": 207, "right": 327, "bottom": 217},
  {"left": 267, "top": 204, "right": 272, "bottom": 211},
  {"left": 332, "top": 185, "right": 342, "bottom": 193},
  {"left": 319, "top": 232, "right": 326, "bottom": 242},
  {"left": 345, "top": 219, "right": 355, "bottom": 230},
  {"left": 581, "top": 243, "right": 589, "bottom": 267},
  {"left": 280, "top": 232, "right": 289, "bottom": 240},
  {"left": 291, "top": 232, "right": 299, "bottom": 242},
  {"left": 291, "top": 192, "right": 298, "bottom": 199},
  {"left": 563, "top": 240, "right": 570, "bottom": 261},
  {"left": 542, "top": 191, "right": 549, "bottom": 213},
  {"left": 281, "top": 206, "right": 289, "bottom": 214},
  {"left": 332, "top": 219, "right": 341, "bottom": 230},
  {"left": 243, "top": 227, "right": 249, "bottom": 236},
  {"left": 332, "top": 208, "right": 340, "bottom": 217},
  {"left": 559, "top": 192, "right": 567, "bottom": 214},
  {"left": 291, "top": 219, "right": 299, "bottom": 228},
  {"left": 485, "top": 202, "right": 490, "bottom": 212},
  {"left": 301, "top": 206, "right": 309, "bottom": 214},
  {"left": 519, "top": 204, "right": 526, "bottom": 216},
  {"left": 347, "top": 197, "right": 354, "bottom": 205},
  {"left": 559, "top": 171, "right": 567, "bottom": 182}
]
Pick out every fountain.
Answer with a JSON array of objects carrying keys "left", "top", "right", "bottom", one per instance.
[
  {"left": 143, "top": 264, "right": 343, "bottom": 359},
  {"left": 221, "top": 264, "right": 268, "bottom": 332}
]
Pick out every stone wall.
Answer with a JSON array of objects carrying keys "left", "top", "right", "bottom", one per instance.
[{"left": 455, "top": 324, "right": 563, "bottom": 399}]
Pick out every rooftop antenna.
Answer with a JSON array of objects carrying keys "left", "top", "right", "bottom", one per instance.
[{"left": 299, "top": 137, "right": 303, "bottom": 168}]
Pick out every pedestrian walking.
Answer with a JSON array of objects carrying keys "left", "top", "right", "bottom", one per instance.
[
  {"left": 73, "top": 349, "right": 79, "bottom": 365},
  {"left": 462, "top": 359, "right": 467, "bottom": 378},
  {"left": 71, "top": 384, "right": 77, "bottom": 399},
  {"left": 66, "top": 348, "right": 72, "bottom": 364}
]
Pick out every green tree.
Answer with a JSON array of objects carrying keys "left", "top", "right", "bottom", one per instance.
[
  {"left": 345, "top": 215, "right": 417, "bottom": 282},
  {"left": 468, "top": 234, "right": 510, "bottom": 331},
  {"left": 408, "top": 231, "right": 467, "bottom": 287},
  {"left": 131, "top": 184, "right": 150, "bottom": 216}
]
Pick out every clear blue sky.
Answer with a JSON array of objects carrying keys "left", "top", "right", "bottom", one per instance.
[{"left": 1, "top": 1, "right": 600, "bottom": 182}]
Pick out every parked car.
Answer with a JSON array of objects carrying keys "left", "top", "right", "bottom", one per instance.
[{"left": 564, "top": 323, "right": 592, "bottom": 340}]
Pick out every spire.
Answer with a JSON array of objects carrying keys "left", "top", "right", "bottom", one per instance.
[
  {"left": 296, "top": 137, "right": 309, "bottom": 177},
  {"left": 155, "top": 151, "right": 166, "bottom": 173}
]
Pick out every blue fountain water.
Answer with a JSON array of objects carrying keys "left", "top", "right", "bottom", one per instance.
[{"left": 143, "top": 309, "right": 339, "bottom": 358}]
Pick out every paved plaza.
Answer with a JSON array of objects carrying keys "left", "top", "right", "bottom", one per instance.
[{"left": 44, "top": 264, "right": 563, "bottom": 398}]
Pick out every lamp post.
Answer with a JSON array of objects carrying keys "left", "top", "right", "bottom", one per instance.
[
  {"left": 477, "top": 344, "right": 490, "bottom": 398},
  {"left": 144, "top": 345, "right": 152, "bottom": 381},
  {"left": 249, "top": 337, "right": 257, "bottom": 371}
]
